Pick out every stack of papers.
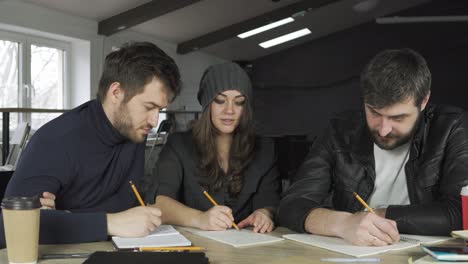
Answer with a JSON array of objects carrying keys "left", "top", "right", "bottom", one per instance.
[
  {"left": 112, "top": 225, "right": 192, "bottom": 250},
  {"left": 421, "top": 245, "right": 468, "bottom": 262}
]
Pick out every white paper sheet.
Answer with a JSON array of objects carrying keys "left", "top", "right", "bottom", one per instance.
[
  {"left": 282, "top": 234, "right": 451, "bottom": 257},
  {"left": 182, "top": 228, "right": 283, "bottom": 247}
]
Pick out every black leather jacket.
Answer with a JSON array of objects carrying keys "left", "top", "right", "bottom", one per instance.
[{"left": 278, "top": 104, "right": 468, "bottom": 235}]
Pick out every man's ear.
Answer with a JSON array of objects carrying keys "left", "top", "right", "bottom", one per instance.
[
  {"left": 107, "top": 82, "right": 125, "bottom": 104},
  {"left": 420, "top": 91, "right": 431, "bottom": 111}
]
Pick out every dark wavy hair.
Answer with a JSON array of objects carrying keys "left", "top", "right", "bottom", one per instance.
[
  {"left": 361, "top": 48, "right": 431, "bottom": 108},
  {"left": 192, "top": 100, "right": 255, "bottom": 196},
  {"left": 97, "top": 41, "right": 181, "bottom": 103}
]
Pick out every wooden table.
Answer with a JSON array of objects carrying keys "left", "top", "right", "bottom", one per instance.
[{"left": 1, "top": 227, "right": 455, "bottom": 264}]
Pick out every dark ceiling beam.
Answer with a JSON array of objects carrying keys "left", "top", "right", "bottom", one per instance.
[
  {"left": 98, "top": 0, "right": 201, "bottom": 36},
  {"left": 176, "top": 0, "right": 339, "bottom": 55}
]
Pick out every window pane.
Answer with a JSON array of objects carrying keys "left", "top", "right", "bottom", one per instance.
[
  {"left": 149, "top": 113, "right": 167, "bottom": 135},
  {"left": 30, "top": 44, "right": 64, "bottom": 129},
  {"left": 156, "top": 113, "right": 167, "bottom": 132},
  {"left": 0, "top": 40, "right": 20, "bottom": 133}
]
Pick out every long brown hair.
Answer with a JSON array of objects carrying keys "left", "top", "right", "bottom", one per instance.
[{"left": 192, "top": 100, "right": 255, "bottom": 196}]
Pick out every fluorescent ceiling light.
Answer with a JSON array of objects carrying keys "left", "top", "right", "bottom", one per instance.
[
  {"left": 259, "top": 28, "right": 311, "bottom": 49},
  {"left": 353, "top": 0, "right": 380, "bottom": 13},
  {"left": 237, "top": 17, "right": 294, "bottom": 39}
]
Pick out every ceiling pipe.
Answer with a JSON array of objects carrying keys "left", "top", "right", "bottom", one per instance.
[{"left": 376, "top": 15, "right": 468, "bottom": 24}]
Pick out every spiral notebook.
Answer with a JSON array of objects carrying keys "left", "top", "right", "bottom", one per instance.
[
  {"left": 112, "top": 225, "right": 192, "bottom": 249},
  {"left": 282, "top": 234, "right": 451, "bottom": 257}
]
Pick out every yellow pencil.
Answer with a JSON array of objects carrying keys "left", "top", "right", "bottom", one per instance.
[
  {"left": 352, "top": 192, "right": 376, "bottom": 214},
  {"left": 203, "top": 190, "right": 240, "bottom": 230},
  {"left": 130, "top": 181, "right": 145, "bottom": 206},
  {"left": 139, "top": 246, "right": 205, "bottom": 252}
]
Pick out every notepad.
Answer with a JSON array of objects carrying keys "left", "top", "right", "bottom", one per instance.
[
  {"left": 182, "top": 227, "right": 284, "bottom": 247},
  {"left": 282, "top": 234, "right": 451, "bottom": 257},
  {"left": 451, "top": 230, "right": 468, "bottom": 240},
  {"left": 112, "top": 225, "right": 192, "bottom": 249},
  {"left": 421, "top": 245, "right": 468, "bottom": 261}
]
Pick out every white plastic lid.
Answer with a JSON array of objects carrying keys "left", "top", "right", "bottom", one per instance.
[{"left": 461, "top": 186, "right": 468, "bottom": 196}]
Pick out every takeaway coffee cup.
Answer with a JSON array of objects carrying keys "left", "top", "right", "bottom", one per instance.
[
  {"left": 461, "top": 186, "right": 468, "bottom": 230},
  {"left": 1, "top": 196, "right": 41, "bottom": 264}
]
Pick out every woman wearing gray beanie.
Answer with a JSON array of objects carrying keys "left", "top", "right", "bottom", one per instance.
[{"left": 146, "top": 62, "right": 280, "bottom": 233}]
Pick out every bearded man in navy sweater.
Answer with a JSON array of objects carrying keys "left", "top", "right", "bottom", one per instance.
[{"left": 0, "top": 41, "right": 181, "bottom": 247}]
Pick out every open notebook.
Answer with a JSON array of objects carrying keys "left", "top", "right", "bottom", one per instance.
[
  {"left": 181, "top": 227, "right": 284, "bottom": 247},
  {"left": 282, "top": 234, "right": 451, "bottom": 257},
  {"left": 112, "top": 225, "right": 192, "bottom": 250}
]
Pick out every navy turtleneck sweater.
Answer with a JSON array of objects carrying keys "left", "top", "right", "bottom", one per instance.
[{"left": 0, "top": 100, "right": 144, "bottom": 247}]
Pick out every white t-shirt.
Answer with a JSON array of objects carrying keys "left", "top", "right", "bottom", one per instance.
[{"left": 367, "top": 143, "right": 411, "bottom": 209}]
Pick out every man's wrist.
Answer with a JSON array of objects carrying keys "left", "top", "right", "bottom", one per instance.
[{"left": 328, "top": 211, "right": 353, "bottom": 237}]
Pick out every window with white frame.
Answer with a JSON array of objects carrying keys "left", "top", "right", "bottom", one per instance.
[{"left": 0, "top": 30, "right": 70, "bottom": 132}]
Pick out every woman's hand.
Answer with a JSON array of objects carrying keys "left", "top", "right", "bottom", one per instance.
[
  {"left": 196, "top": 205, "right": 234, "bottom": 231},
  {"left": 237, "top": 208, "right": 274, "bottom": 233}
]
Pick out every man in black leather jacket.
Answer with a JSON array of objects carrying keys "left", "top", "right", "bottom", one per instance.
[{"left": 278, "top": 48, "right": 468, "bottom": 246}]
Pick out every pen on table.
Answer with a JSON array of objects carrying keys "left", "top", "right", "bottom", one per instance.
[
  {"left": 139, "top": 246, "right": 205, "bottom": 252},
  {"left": 352, "top": 192, "right": 375, "bottom": 214},
  {"left": 41, "top": 253, "right": 92, "bottom": 259},
  {"left": 202, "top": 190, "right": 240, "bottom": 230},
  {"left": 320, "top": 257, "right": 381, "bottom": 262},
  {"left": 130, "top": 180, "right": 145, "bottom": 206}
]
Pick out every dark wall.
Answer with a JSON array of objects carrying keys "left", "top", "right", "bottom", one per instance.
[{"left": 251, "top": 20, "right": 468, "bottom": 137}]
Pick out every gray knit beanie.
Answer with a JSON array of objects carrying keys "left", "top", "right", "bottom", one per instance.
[{"left": 197, "top": 62, "right": 252, "bottom": 110}]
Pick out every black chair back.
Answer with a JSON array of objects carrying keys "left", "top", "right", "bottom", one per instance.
[{"left": 0, "top": 171, "right": 14, "bottom": 201}]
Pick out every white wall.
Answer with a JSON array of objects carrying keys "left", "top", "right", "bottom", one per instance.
[
  {"left": 0, "top": 0, "right": 226, "bottom": 117},
  {"left": 0, "top": 0, "right": 102, "bottom": 107},
  {"left": 70, "top": 40, "right": 92, "bottom": 106}
]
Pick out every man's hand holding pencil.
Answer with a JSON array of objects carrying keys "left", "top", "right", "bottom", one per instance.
[
  {"left": 107, "top": 206, "right": 162, "bottom": 237},
  {"left": 333, "top": 192, "right": 400, "bottom": 246},
  {"left": 104, "top": 181, "right": 163, "bottom": 238}
]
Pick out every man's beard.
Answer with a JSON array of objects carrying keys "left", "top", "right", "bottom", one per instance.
[
  {"left": 369, "top": 112, "right": 421, "bottom": 150},
  {"left": 113, "top": 103, "right": 143, "bottom": 143}
]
